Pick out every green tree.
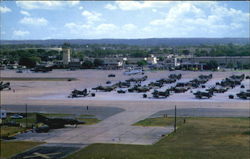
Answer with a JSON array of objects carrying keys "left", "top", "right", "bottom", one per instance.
[
  {"left": 158, "top": 56, "right": 164, "bottom": 62},
  {"left": 62, "top": 43, "right": 71, "bottom": 49},
  {"left": 93, "top": 59, "right": 104, "bottom": 67},
  {"left": 19, "top": 56, "right": 41, "bottom": 68},
  {"left": 137, "top": 60, "right": 147, "bottom": 67},
  {"left": 82, "top": 60, "right": 94, "bottom": 69},
  {"left": 206, "top": 60, "right": 218, "bottom": 70},
  {"left": 182, "top": 49, "right": 190, "bottom": 55}
]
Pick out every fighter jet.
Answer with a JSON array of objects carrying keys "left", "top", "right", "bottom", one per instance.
[
  {"left": 172, "top": 87, "right": 190, "bottom": 93},
  {"left": 148, "top": 81, "right": 164, "bottom": 88},
  {"left": 193, "top": 91, "right": 213, "bottom": 99},
  {"left": 117, "top": 90, "right": 126, "bottom": 93},
  {"left": 126, "top": 76, "right": 148, "bottom": 83},
  {"left": 36, "top": 114, "right": 84, "bottom": 129},
  {"left": 230, "top": 74, "right": 245, "bottom": 81},
  {"left": 108, "top": 74, "right": 116, "bottom": 77},
  {"left": 128, "top": 85, "right": 151, "bottom": 93},
  {"left": 156, "top": 78, "right": 176, "bottom": 84},
  {"left": 168, "top": 74, "right": 182, "bottom": 80},
  {"left": 69, "top": 89, "right": 94, "bottom": 98},
  {"left": 117, "top": 81, "right": 131, "bottom": 88},
  {"left": 0, "top": 81, "right": 11, "bottom": 91},
  {"left": 206, "top": 86, "right": 229, "bottom": 93},
  {"left": 152, "top": 90, "right": 170, "bottom": 98},
  {"left": 236, "top": 91, "right": 250, "bottom": 100},
  {"left": 198, "top": 74, "right": 213, "bottom": 80},
  {"left": 92, "top": 85, "right": 117, "bottom": 92}
]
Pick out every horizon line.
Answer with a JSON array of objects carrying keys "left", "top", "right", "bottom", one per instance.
[{"left": 1, "top": 37, "right": 249, "bottom": 41}]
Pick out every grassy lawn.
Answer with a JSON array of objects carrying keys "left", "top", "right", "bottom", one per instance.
[
  {"left": 1, "top": 126, "right": 26, "bottom": 137},
  {"left": 78, "top": 118, "right": 100, "bottom": 125},
  {"left": 0, "top": 141, "right": 43, "bottom": 159},
  {"left": 133, "top": 117, "right": 185, "bottom": 127},
  {"left": 66, "top": 117, "right": 250, "bottom": 159},
  {"left": 0, "top": 77, "right": 77, "bottom": 81}
]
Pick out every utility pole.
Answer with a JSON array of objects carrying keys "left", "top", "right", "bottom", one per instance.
[
  {"left": 174, "top": 105, "right": 177, "bottom": 133},
  {"left": 25, "top": 104, "right": 28, "bottom": 128}
]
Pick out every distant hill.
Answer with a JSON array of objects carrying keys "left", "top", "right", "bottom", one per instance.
[{"left": 1, "top": 38, "right": 249, "bottom": 46}]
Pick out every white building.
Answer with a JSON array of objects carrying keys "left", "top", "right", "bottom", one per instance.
[
  {"left": 146, "top": 54, "right": 158, "bottom": 65},
  {"left": 63, "top": 48, "right": 71, "bottom": 65}
]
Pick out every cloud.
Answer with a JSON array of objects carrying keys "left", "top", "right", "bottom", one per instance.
[
  {"left": 0, "top": 6, "right": 11, "bottom": 13},
  {"left": 106, "top": 1, "right": 171, "bottom": 11},
  {"left": 65, "top": 22, "right": 91, "bottom": 30},
  {"left": 122, "top": 24, "right": 137, "bottom": 31},
  {"left": 20, "top": 17, "right": 48, "bottom": 26},
  {"left": 16, "top": 1, "right": 79, "bottom": 10},
  {"left": 79, "top": 6, "right": 84, "bottom": 10},
  {"left": 68, "top": 1, "right": 80, "bottom": 6},
  {"left": 82, "top": 11, "right": 102, "bottom": 24},
  {"left": 64, "top": 22, "right": 119, "bottom": 38},
  {"left": 20, "top": 10, "right": 30, "bottom": 16},
  {"left": 152, "top": 9, "right": 157, "bottom": 13},
  {"left": 13, "top": 30, "right": 30, "bottom": 36},
  {"left": 95, "top": 23, "right": 118, "bottom": 34},
  {"left": 105, "top": 4, "right": 117, "bottom": 10},
  {"left": 149, "top": 2, "right": 249, "bottom": 37}
]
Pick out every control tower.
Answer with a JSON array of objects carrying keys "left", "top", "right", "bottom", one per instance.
[{"left": 62, "top": 48, "right": 71, "bottom": 65}]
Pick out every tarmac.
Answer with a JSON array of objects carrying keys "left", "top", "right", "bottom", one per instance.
[{"left": 1, "top": 69, "right": 250, "bottom": 146}]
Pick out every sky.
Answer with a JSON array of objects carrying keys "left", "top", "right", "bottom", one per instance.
[{"left": 0, "top": 1, "right": 249, "bottom": 40}]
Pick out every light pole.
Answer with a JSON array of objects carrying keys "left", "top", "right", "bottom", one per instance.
[
  {"left": 174, "top": 105, "right": 177, "bottom": 133},
  {"left": 25, "top": 104, "right": 28, "bottom": 128}
]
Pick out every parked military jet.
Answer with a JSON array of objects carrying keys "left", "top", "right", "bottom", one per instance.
[
  {"left": 117, "top": 81, "right": 131, "bottom": 88},
  {"left": 193, "top": 91, "right": 213, "bottom": 99},
  {"left": 36, "top": 114, "right": 84, "bottom": 129},
  {"left": 152, "top": 90, "right": 170, "bottom": 98},
  {"left": 236, "top": 91, "right": 250, "bottom": 100},
  {"left": 108, "top": 74, "right": 116, "bottom": 77},
  {"left": 169, "top": 74, "right": 182, "bottom": 80},
  {"left": 69, "top": 89, "right": 93, "bottom": 98},
  {"left": 0, "top": 81, "right": 11, "bottom": 91},
  {"left": 169, "top": 86, "right": 190, "bottom": 93},
  {"left": 128, "top": 85, "right": 151, "bottom": 93},
  {"left": 206, "top": 86, "right": 229, "bottom": 93},
  {"left": 198, "top": 74, "right": 213, "bottom": 80},
  {"left": 156, "top": 78, "right": 176, "bottom": 84},
  {"left": 117, "top": 90, "right": 126, "bottom": 93},
  {"left": 126, "top": 76, "right": 148, "bottom": 83},
  {"left": 148, "top": 81, "right": 164, "bottom": 88},
  {"left": 92, "top": 85, "right": 117, "bottom": 92},
  {"left": 230, "top": 74, "right": 245, "bottom": 81}
]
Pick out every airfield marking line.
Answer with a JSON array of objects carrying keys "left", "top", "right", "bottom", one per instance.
[{"left": 23, "top": 152, "right": 61, "bottom": 159}]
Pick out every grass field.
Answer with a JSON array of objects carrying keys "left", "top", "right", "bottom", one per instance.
[
  {"left": 0, "top": 141, "right": 43, "bottom": 159},
  {"left": 0, "top": 77, "right": 77, "bottom": 81},
  {"left": 133, "top": 117, "right": 185, "bottom": 127},
  {"left": 66, "top": 117, "right": 250, "bottom": 159}
]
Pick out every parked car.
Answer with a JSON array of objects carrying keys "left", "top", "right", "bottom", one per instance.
[{"left": 10, "top": 114, "right": 23, "bottom": 119}]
